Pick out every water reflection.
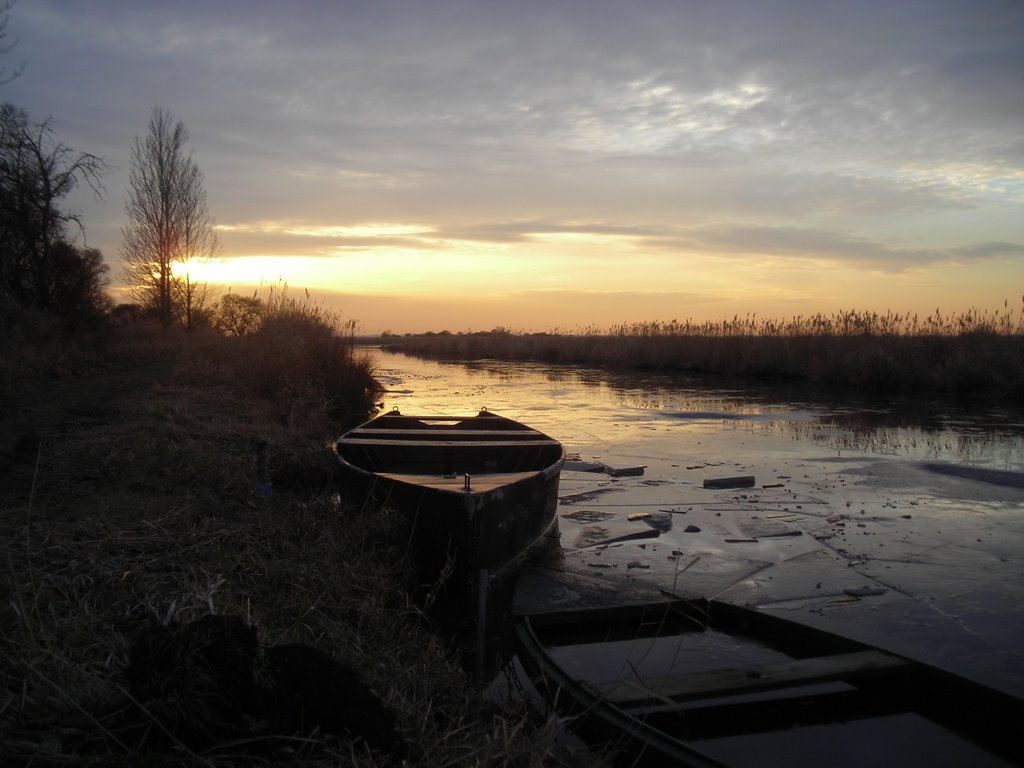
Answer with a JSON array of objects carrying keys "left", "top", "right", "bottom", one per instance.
[
  {"left": 800, "top": 423, "right": 1024, "bottom": 467},
  {"left": 373, "top": 349, "right": 1024, "bottom": 471},
  {"left": 370, "top": 348, "right": 1024, "bottom": 698}
]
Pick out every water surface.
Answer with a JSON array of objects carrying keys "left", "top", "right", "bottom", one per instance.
[{"left": 371, "top": 349, "right": 1024, "bottom": 696}]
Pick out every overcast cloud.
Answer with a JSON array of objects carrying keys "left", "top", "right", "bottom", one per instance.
[{"left": 3, "top": 0, "right": 1022, "bottom": 330}]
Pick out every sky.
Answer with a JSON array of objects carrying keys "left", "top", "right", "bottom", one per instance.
[{"left": 4, "top": 0, "right": 1023, "bottom": 334}]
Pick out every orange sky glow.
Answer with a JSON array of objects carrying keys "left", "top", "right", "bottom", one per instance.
[
  {"left": 174, "top": 218, "right": 1022, "bottom": 334},
  {"left": 8, "top": 2, "right": 1022, "bottom": 334}
]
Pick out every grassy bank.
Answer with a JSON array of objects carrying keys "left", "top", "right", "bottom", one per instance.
[
  {"left": 384, "top": 306, "right": 1024, "bottom": 400},
  {"left": 0, "top": 294, "right": 112, "bottom": 401},
  {"left": 0, "top": 306, "right": 590, "bottom": 766}
]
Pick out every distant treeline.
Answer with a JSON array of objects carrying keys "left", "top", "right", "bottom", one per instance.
[{"left": 383, "top": 305, "right": 1024, "bottom": 400}]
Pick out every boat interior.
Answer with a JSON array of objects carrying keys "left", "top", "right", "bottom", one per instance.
[{"left": 337, "top": 413, "right": 564, "bottom": 476}]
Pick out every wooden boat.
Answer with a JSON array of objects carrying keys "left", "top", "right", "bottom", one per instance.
[
  {"left": 515, "top": 598, "right": 1024, "bottom": 767},
  {"left": 335, "top": 409, "right": 564, "bottom": 599}
]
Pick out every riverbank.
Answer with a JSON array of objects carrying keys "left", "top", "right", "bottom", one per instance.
[
  {"left": 380, "top": 308, "right": 1024, "bottom": 400},
  {"left": 0, "top": 322, "right": 592, "bottom": 767}
]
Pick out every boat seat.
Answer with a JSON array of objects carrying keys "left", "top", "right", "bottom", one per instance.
[
  {"left": 340, "top": 438, "right": 558, "bottom": 448},
  {"left": 594, "top": 649, "right": 910, "bottom": 706},
  {"left": 347, "top": 428, "right": 546, "bottom": 440}
]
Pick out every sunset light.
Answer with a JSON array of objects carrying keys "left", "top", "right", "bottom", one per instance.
[{"left": 8, "top": 1, "right": 1021, "bottom": 334}]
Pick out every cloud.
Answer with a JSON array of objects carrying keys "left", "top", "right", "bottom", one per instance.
[
  {"left": 677, "top": 226, "right": 1024, "bottom": 271},
  {"left": 213, "top": 221, "right": 445, "bottom": 256},
  {"left": 435, "top": 220, "right": 658, "bottom": 244},
  {"left": 4, "top": 0, "right": 1022, "bottom": 318},
  {"left": 212, "top": 210, "right": 1024, "bottom": 277},
  {"left": 949, "top": 241, "right": 1024, "bottom": 262},
  {"left": 24, "top": 1, "right": 1019, "bottom": 174}
]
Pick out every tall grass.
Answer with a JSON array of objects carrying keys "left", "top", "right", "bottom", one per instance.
[
  {"left": 174, "top": 283, "right": 382, "bottom": 429},
  {"left": 235, "top": 284, "right": 379, "bottom": 427},
  {"left": 606, "top": 303, "right": 1024, "bottom": 338},
  {"left": 385, "top": 302, "right": 1024, "bottom": 399}
]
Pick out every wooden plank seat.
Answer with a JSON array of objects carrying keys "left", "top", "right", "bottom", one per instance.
[
  {"left": 348, "top": 428, "right": 547, "bottom": 439},
  {"left": 377, "top": 471, "right": 542, "bottom": 492},
  {"left": 594, "top": 650, "right": 911, "bottom": 706},
  {"left": 340, "top": 438, "right": 559, "bottom": 449}
]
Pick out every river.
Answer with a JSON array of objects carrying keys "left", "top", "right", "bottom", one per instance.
[{"left": 369, "top": 348, "right": 1024, "bottom": 698}]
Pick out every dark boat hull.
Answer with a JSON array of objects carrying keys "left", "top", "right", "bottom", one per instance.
[
  {"left": 515, "top": 598, "right": 1024, "bottom": 767},
  {"left": 336, "top": 410, "right": 563, "bottom": 598}
]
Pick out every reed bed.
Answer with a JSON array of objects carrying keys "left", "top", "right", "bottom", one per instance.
[{"left": 385, "top": 304, "right": 1024, "bottom": 399}]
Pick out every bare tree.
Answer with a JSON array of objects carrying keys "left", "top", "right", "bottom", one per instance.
[
  {"left": 121, "top": 107, "right": 218, "bottom": 329},
  {"left": 0, "top": 103, "right": 106, "bottom": 312},
  {"left": 215, "top": 292, "right": 263, "bottom": 336},
  {"left": 0, "top": 1, "right": 23, "bottom": 85},
  {"left": 172, "top": 271, "right": 217, "bottom": 330}
]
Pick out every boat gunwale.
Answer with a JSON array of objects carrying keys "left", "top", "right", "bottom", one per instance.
[{"left": 515, "top": 614, "right": 726, "bottom": 768}]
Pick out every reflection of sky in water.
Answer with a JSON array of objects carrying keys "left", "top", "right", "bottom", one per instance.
[
  {"left": 372, "top": 349, "right": 1024, "bottom": 698},
  {"left": 372, "top": 350, "right": 1024, "bottom": 471}
]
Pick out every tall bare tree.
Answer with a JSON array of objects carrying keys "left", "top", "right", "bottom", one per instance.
[{"left": 121, "top": 107, "right": 218, "bottom": 329}]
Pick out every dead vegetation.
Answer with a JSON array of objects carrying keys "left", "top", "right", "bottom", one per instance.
[
  {"left": 384, "top": 302, "right": 1024, "bottom": 400},
  {"left": 0, "top": 314, "right": 593, "bottom": 766}
]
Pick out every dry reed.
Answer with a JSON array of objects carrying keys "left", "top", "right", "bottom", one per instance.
[{"left": 385, "top": 302, "right": 1024, "bottom": 399}]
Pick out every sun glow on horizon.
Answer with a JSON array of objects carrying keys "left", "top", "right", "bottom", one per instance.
[
  {"left": 179, "top": 256, "right": 312, "bottom": 287},
  {"left": 173, "top": 217, "right": 1024, "bottom": 335}
]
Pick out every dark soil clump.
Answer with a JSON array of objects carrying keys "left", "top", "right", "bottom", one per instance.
[{"left": 111, "top": 614, "right": 408, "bottom": 759}]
